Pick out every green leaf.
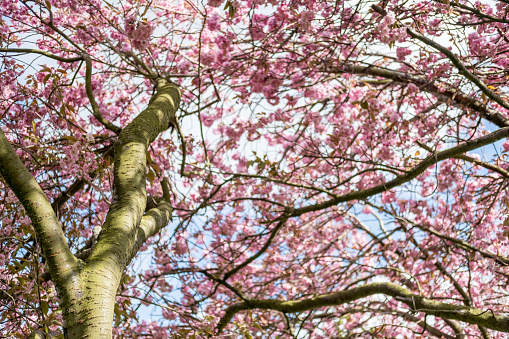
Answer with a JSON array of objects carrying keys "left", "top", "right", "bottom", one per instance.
[
  {"left": 39, "top": 65, "right": 52, "bottom": 73},
  {"left": 41, "top": 300, "right": 49, "bottom": 315},
  {"left": 151, "top": 163, "right": 161, "bottom": 175},
  {"left": 62, "top": 136, "right": 78, "bottom": 142},
  {"left": 147, "top": 169, "right": 155, "bottom": 183},
  {"left": 65, "top": 104, "right": 75, "bottom": 113},
  {"left": 229, "top": 4, "right": 236, "bottom": 18},
  {"left": 43, "top": 73, "right": 51, "bottom": 84}
]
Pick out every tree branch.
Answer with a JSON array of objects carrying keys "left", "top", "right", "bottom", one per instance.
[
  {"left": 406, "top": 27, "right": 509, "bottom": 113},
  {"left": 400, "top": 312, "right": 457, "bottom": 339},
  {"left": 83, "top": 54, "right": 122, "bottom": 134},
  {"left": 455, "top": 154, "right": 509, "bottom": 179},
  {"left": 328, "top": 63, "right": 509, "bottom": 128},
  {"left": 0, "top": 128, "right": 77, "bottom": 287},
  {"left": 0, "top": 48, "right": 83, "bottom": 63},
  {"left": 403, "top": 219, "right": 509, "bottom": 266},
  {"left": 216, "top": 282, "right": 509, "bottom": 334},
  {"left": 289, "top": 126, "right": 509, "bottom": 217},
  {"left": 128, "top": 179, "right": 173, "bottom": 262},
  {"left": 88, "top": 79, "right": 180, "bottom": 271},
  {"left": 51, "top": 145, "right": 114, "bottom": 214},
  {"left": 372, "top": 5, "right": 509, "bottom": 119},
  {"left": 223, "top": 218, "right": 287, "bottom": 280}
]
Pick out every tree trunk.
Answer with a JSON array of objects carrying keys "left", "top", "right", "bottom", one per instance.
[
  {"left": 1, "top": 80, "right": 180, "bottom": 339},
  {"left": 60, "top": 263, "right": 120, "bottom": 338}
]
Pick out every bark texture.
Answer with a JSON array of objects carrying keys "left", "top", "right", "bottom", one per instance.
[{"left": 0, "top": 80, "right": 180, "bottom": 338}]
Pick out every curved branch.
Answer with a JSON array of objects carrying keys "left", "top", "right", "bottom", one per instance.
[
  {"left": 129, "top": 199, "right": 173, "bottom": 262},
  {"left": 401, "top": 312, "right": 458, "bottom": 339},
  {"left": 404, "top": 219, "right": 509, "bottom": 266},
  {"left": 290, "top": 126, "right": 509, "bottom": 217},
  {"left": 127, "top": 178, "right": 173, "bottom": 261},
  {"left": 0, "top": 48, "right": 83, "bottom": 63},
  {"left": 51, "top": 145, "right": 114, "bottom": 213},
  {"left": 0, "top": 128, "right": 77, "bottom": 288},
  {"left": 370, "top": 3, "right": 509, "bottom": 120},
  {"left": 406, "top": 27, "right": 509, "bottom": 113},
  {"left": 228, "top": 172, "right": 337, "bottom": 197},
  {"left": 216, "top": 282, "right": 509, "bottom": 334},
  {"left": 83, "top": 54, "right": 122, "bottom": 134},
  {"left": 223, "top": 219, "right": 287, "bottom": 280},
  {"left": 441, "top": 0, "right": 509, "bottom": 24},
  {"left": 455, "top": 154, "right": 509, "bottom": 178}
]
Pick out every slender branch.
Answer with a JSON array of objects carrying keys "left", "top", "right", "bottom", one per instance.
[
  {"left": 51, "top": 145, "right": 114, "bottom": 213},
  {"left": 0, "top": 48, "right": 83, "bottom": 63},
  {"left": 201, "top": 271, "right": 248, "bottom": 301},
  {"left": 51, "top": 178, "right": 86, "bottom": 213},
  {"left": 228, "top": 172, "right": 337, "bottom": 197},
  {"left": 454, "top": 154, "right": 509, "bottom": 179},
  {"left": 479, "top": 326, "right": 491, "bottom": 339},
  {"left": 83, "top": 54, "right": 122, "bottom": 134},
  {"left": 419, "top": 139, "right": 508, "bottom": 182},
  {"left": 223, "top": 218, "right": 287, "bottom": 280},
  {"left": 435, "top": 261, "right": 472, "bottom": 306},
  {"left": 216, "top": 282, "right": 509, "bottom": 333},
  {"left": 443, "top": 319, "right": 467, "bottom": 339},
  {"left": 399, "top": 312, "right": 457, "bottom": 339},
  {"left": 320, "top": 309, "right": 458, "bottom": 339},
  {"left": 373, "top": 4, "right": 509, "bottom": 117},
  {"left": 435, "top": 0, "right": 509, "bottom": 24},
  {"left": 403, "top": 219, "right": 509, "bottom": 266}
]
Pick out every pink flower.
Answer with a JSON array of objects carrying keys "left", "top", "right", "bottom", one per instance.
[
  {"left": 251, "top": 27, "right": 265, "bottom": 40},
  {"left": 503, "top": 140, "right": 509, "bottom": 153},
  {"left": 123, "top": 16, "right": 154, "bottom": 50},
  {"left": 373, "top": 12, "right": 408, "bottom": 44},
  {"left": 300, "top": 11, "right": 314, "bottom": 31},
  {"left": 207, "top": 13, "right": 221, "bottom": 31},
  {"left": 396, "top": 47, "right": 412, "bottom": 61}
]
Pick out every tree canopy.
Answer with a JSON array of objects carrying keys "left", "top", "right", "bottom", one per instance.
[{"left": 1, "top": 0, "right": 509, "bottom": 337}]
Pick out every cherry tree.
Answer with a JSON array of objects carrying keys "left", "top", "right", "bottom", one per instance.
[{"left": 2, "top": 0, "right": 509, "bottom": 337}]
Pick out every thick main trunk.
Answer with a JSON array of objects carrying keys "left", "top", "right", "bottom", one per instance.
[
  {"left": 60, "top": 260, "right": 121, "bottom": 339},
  {"left": 64, "top": 292, "right": 116, "bottom": 338},
  {"left": 57, "top": 81, "right": 180, "bottom": 338}
]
